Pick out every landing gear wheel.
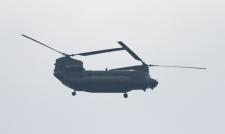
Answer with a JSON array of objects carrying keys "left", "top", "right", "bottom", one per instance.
[
  {"left": 72, "top": 91, "right": 76, "bottom": 96},
  {"left": 123, "top": 93, "right": 128, "bottom": 98}
]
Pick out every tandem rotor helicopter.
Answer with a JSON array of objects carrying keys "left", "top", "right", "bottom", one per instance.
[{"left": 22, "top": 34, "right": 206, "bottom": 98}]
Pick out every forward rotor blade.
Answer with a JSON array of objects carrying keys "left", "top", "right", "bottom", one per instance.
[
  {"left": 149, "top": 64, "right": 206, "bottom": 70},
  {"left": 117, "top": 41, "right": 144, "bottom": 63},
  {"left": 74, "top": 47, "right": 125, "bottom": 56},
  {"left": 21, "top": 34, "right": 67, "bottom": 56}
]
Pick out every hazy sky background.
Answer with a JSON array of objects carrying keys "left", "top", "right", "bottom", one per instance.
[{"left": 0, "top": 0, "right": 225, "bottom": 134}]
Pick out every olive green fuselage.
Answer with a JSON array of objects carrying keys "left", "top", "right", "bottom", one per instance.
[{"left": 53, "top": 57, "right": 158, "bottom": 93}]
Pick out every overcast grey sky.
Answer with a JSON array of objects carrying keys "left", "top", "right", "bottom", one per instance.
[{"left": 0, "top": 0, "right": 225, "bottom": 134}]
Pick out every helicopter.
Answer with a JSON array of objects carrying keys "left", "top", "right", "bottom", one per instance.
[{"left": 22, "top": 34, "right": 206, "bottom": 98}]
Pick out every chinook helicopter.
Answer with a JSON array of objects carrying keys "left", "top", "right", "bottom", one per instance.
[{"left": 22, "top": 34, "right": 206, "bottom": 98}]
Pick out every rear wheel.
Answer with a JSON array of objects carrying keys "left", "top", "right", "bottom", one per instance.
[
  {"left": 72, "top": 91, "right": 76, "bottom": 96},
  {"left": 123, "top": 93, "right": 128, "bottom": 98}
]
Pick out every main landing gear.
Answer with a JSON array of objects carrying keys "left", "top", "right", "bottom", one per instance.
[
  {"left": 123, "top": 93, "right": 128, "bottom": 98},
  {"left": 72, "top": 91, "right": 76, "bottom": 96},
  {"left": 72, "top": 91, "right": 129, "bottom": 98}
]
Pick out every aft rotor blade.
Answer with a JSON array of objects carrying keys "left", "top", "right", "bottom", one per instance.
[
  {"left": 110, "top": 65, "right": 142, "bottom": 71},
  {"left": 21, "top": 34, "right": 67, "bottom": 56},
  {"left": 74, "top": 47, "right": 125, "bottom": 56},
  {"left": 117, "top": 41, "right": 144, "bottom": 63},
  {"left": 149, "top": 64, "right": 206, "bottom": 70}
]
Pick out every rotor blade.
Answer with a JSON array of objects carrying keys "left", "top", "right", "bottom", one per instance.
[
  {"left": 117, "top": 41, "right": 144, "bottom": 63},
  {"left": 110, "top": 65, "right": 143, "bottom": 71},
  {"left": 149, "top": 64, "right": 206, "bottom": 70},
  {"left": 73, "top": 47, "right": 125, "bottom": 56},
  {"left": 21, "top": 34, "right": 67, "bottom": 56}
]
